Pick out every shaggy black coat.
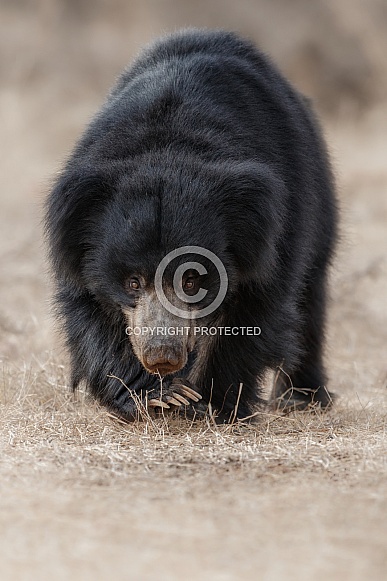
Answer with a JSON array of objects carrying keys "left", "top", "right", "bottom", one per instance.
[{"left": 45, "top": 28, "right": 338, "bottom": 421}]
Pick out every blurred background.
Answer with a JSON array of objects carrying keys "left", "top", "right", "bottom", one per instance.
[{"left": 0, "top": 0, "right": 386, "bottom": 390}]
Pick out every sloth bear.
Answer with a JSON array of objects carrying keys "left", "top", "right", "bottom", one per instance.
[{"left": 45, "top": 28, "right": 338, "bottom": 422}]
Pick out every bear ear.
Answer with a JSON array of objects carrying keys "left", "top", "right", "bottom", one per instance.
[
  {"left": 45, "top": 169, "right": 112, "bottom": 288},
  {"left": 217, "top": 161, "right": 288, "bottom": 285}
]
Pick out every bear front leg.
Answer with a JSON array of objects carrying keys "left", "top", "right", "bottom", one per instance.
[{"left": 270, "top": 265, "right": 334, "bottom": 412}]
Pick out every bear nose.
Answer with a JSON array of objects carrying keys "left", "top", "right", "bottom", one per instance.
[{"left": 142, "top": 346, "right": 183, "bottom": 375}]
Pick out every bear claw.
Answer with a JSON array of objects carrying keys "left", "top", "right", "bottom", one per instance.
[
  {"left": 165, "top": 396, "right": 184, "bottom": 407},
  {"left": 172, "top": 392, "right": 191, "bottom": 405},
  {"left": 179, "top": 386, "right": 201, "bottom": 402},
  {"left": 171, "top": 379, "right": 202, "bottom": 402},
  {"left": 147, "top": 399, "right": 170, "bottom": 409},
  {"left": 145, "top": 380, "right": 202, "bottom": 416}
]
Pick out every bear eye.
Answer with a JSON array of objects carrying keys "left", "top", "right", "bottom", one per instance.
[
  {"left": 126, "top": 277, "right": 141, "bottom": 291},
  {"left": 183, "top": 277, "right": 196, "bottom": 291}
]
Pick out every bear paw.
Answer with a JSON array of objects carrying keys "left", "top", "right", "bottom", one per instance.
[{"left": 147, "top": 378, "right": 202, "bottom": 416}]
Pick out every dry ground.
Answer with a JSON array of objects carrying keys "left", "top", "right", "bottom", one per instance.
[{"left": 1, "top": 2, "right": 387, "bottom": 580}]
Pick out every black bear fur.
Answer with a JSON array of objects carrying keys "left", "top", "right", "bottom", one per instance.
[{"left": 45, "top": 29, "right": 338, "bottom": 421}]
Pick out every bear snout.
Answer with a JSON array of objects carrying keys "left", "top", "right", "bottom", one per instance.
[{"left": 142, "top": 345, "right": 187, "bottom": 376}]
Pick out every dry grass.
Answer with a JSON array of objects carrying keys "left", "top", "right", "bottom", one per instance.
[
  {"left": 1, "top": 361, "right": 387, "bottom": 580},
  {"left": 2, "top": 360, "right": 387, "bottom": 481},
  {"left": 2, "top": 362, "right": 387, "bottom": 483}
]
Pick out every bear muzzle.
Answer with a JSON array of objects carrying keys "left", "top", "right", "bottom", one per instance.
[{"left": 142, "top": 345, "right": 187, "bottom": 376}]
